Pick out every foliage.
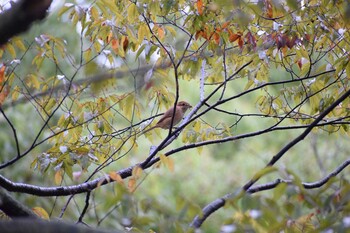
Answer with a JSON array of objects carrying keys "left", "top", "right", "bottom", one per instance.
[{"left": 0, "top": 0, "right": 350, "bottom": 232}]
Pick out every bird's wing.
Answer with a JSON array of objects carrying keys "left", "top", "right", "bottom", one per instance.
[{"left": 156, "top": 106, "right": 175, "bottom": 125}]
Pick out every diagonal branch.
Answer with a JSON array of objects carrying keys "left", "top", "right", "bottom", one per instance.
[
  {"left": 189, "top": 85, "right": 350, "bottom": 228},
  {"left": 0, "top": 188, "right": 37, "bottom": 218},
  {"left": 190, "top": 158, "right": 350, "bottom": 228},
  {"left": 0, "top": 107, "right": 20, "bottom": 157}
]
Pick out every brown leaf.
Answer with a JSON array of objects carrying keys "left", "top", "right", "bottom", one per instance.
[
  {"left": 122, "top": 36, "right": 129, "bottom": 51},
  {"left": 238, "top": 37, "right": 244, "bottom": 49},
  {"left": 229, "top": 31, "right": 240, "bottom": 43},
  {"left": 286, "top": 36, "right": 297, "bottom": 49},
  {"left": 297, "top": 59, "right": 302, "bottom": 69},
  {"left": 245, "top": 32, "right": 256, "bottom": 48},
  {"left": 213, "top": 32, "right": 220, "bottom": 44},
  {"left": 195, "top": 30, "right": 203, "bottom": 40}
]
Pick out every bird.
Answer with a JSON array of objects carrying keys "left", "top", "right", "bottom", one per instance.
[{"left": 141, "top": 101, "right": 192, "bottom": 135}]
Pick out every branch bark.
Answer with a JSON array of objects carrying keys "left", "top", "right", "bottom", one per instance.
[
  {"left": 0, "top": 0, "right": 52, "bottom": 45},
  {"left": 0, "top": 219, "right": 126, "bottom": 233},
  {"left": 0, "top": 188, "right": 37, "bottom": 218}
]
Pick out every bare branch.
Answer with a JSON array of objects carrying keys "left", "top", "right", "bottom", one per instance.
[
  {"left": 190, "top": 83, "right": 350, "bottom": 228},
  {"left": 0, "top": 107, "right": 20, "bottom": 156},
  {"left": 77, "top": 191, "right": 91, "bottom": 223},
  {"left": 190, "top": 158, "right": 350, "bottom": 228}
]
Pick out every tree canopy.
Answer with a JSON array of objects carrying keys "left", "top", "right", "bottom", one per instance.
[{"left": 0, "top": 0, "right": 350, "bottom": 232}]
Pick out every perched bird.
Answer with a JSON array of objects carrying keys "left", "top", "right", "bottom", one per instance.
[{"left": 141, "top": 101, "right": 192, "bottom": 135}]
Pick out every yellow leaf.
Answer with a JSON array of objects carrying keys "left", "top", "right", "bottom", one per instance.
[
  {"left": 165, "top": 26, "right": 176, "bottom": 37},
  {"left": 54, "top": 170, "right": 63, "bottom": 185},
  {"left": 167, "top": 156, "right": 174, "bottom": 172},
  {"left": 193, "top": 121, "right": 201, "bottom": 132},
  {"left": 128, "top": 178, "right": 136, "bottom": 192},
  {"left": 138, "top": 24, "right": 148, "bottom": 43},
  {"left": 123, "top": 94, "right": 134, "bottom": 118},
  {"left": 159, "top": 154, "right": 174, "bottom": 171},
  {"left": 197, "top": 146, "right": 203, "bottom": 155},
  {"left": 13, "top": 38, "right": 26, "bottom": 51},
  {"left": 26, "top": 74, "right": 40, "bottom": 89},
  {"left": 132, "top": 166, "right": 143, "bottom": 179},
  {"left": 159, "top": 153, "right": 168, "bottom": 165},
  {"left": 127, "top": 4, "right": 138, "bottom": 23},
  {"left": 90, "top": 6, "right": 99, "bottom": 19},
  {"left": 44, "top": 99, "right": 56, "bottom": 112},
  {"left": 32, "top": 207, "right": 49, "bottom": 220},
  {"left": 6, "top": 43, "right": 16, "bottom": 58},
  {"left": 109, "top": 171, "right": 124, "bottom": 185}
]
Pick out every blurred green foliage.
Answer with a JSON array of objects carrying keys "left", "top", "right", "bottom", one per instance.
[{"left": 1, "top": 0, "right": 350, "bottom": 232}]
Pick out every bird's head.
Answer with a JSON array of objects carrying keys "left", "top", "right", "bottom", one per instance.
[{"left": 177, "top": 101, "right": 192, "bottom": 112}]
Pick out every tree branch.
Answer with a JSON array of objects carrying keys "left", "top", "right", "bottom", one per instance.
[
  {"left": 0, "top": 0, "right": 52, "bottom": 45},
  {"left": 0, "top": 188, "right": 37, "bottom": 218},
  {"left": 189, "top": 85, "right": 350, "bottom": 228},
  {"left": 0, "top": 218, "right": 126, "bottom": 233},
  {"left": 248, "top": 158, "right": 350, "bottom": 193},
  {"left": 190, "top": 158, "right": 350, "bottom": 228}
]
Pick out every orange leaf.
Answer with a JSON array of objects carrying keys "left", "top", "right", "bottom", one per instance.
[
  {"left": 0, "top": 65, "right": 5, "bottom": 83},
  {"left": 222, "top": 21, "right": 230, "bottom": 29},
  {"left": 111, "top": 39, "right": 119, "bottom": 53},
  {"left": 158, "top": 26, "right": 165, "bottom": 40},
  {"left": 213, "top": 32, "right": 220, "bottom": 44},
  {"left": 197, "top": 0, "right": 204, "bottom": 15},
  {"left": 265, "top": 0, "right": 273, "bottom": 18},
  {"left": 0, "top": 86, "right": 9, "bottom": 106},
  {"left": 109, "top": 171, "right": 124, "bottom": 185},
  {"left": 128, "top": 178, "right": 136, "bottom": 193},
  {"left": 229, "top": 32, "right": 241, "bottom": 43}
]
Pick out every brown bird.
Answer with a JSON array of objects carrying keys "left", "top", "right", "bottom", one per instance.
[{"left": 141, "top": 101, "right": 192, "bottom": 135}]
